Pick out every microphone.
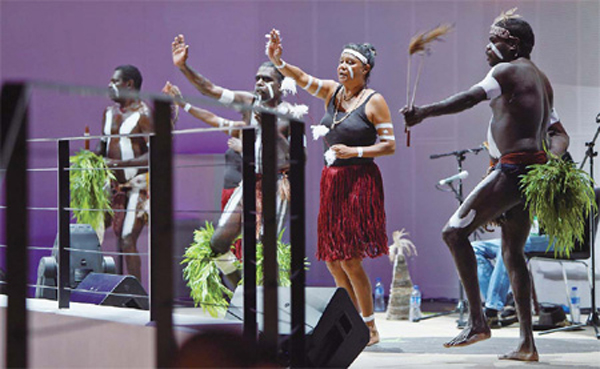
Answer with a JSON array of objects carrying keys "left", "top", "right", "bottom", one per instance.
[{"left": 438, "top": 170, "right": 469, "bottom": 186}]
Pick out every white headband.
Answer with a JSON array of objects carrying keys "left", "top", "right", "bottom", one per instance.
[{"left": 342, "top": 49, "right": 368, "bottom": 65}]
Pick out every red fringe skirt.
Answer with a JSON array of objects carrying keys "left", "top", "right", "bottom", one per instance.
[{"left": 317, "top": 163, "right": 388, "bottom": 261}]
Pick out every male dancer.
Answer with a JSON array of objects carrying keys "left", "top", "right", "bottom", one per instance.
[
  {"left": 98, "top": 65, "right": 152, "bottom": 283},
  {"left": 402, "top": 12, "right": 554, "bottom": 361},
  {"left": 172, "top": 34, "right": 304, "bottom": 287}
]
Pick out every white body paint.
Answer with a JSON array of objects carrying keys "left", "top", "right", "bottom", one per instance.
[
  {"left": 218, "top": 184, "right": 243, "bottom": 228},
  {"left": 104, "top": 109, "right": 146, "bottom": 237},
  {"left": 448, "top": 209, "right": 477, "bottom": 229},
  {"left": 347, "top": 66, "right": 354, "bottom": 80},
  {"left": 447, "top": 172, "right": 496, "bottom": 229},
  {"left": 266, "top": 83, "right": 274, "bottom": 101},
  {"left": 487, "top": 117, "right": 502, "bottom": 159},
  {"left": 488, "top": 42, "right": 504, "bottom": 60},
  {"left": 122, "top": 188, "right": 140, "bottom": 237}
]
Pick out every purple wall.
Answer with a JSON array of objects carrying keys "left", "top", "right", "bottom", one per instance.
[{"left": 2, "top": 1, "right": 599, "bottom": 300}]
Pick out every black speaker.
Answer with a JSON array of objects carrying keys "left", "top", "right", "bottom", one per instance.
[
  {"left": 35, "top": 224, "right": 116, "bottom": 300},
  {"left": 226, "top": 287, "right": 369, "bottom": 368},
  {"left": 70, "top": 272, "right": 149, "bottom": 310}
]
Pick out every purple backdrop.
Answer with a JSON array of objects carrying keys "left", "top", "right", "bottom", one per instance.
[{"left": 1, "top": 1, "right": 599, "bottom": 301}]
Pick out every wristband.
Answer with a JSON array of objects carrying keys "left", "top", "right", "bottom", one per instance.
[
  {"left": 357, "top": 147, "right": 364, "bottom": 158},
  {"left": 183, "top": 103, "right": 192, "bottom": 113},
  {"left": 275, "top": 60, "right": 286, "bottom": 69}
]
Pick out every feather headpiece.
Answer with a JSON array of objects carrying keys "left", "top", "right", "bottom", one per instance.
[
  {"left": 493, "top": 7, "right": 521, "bottom": 25},
  {"left": 408, "top": 23, "right": 454, "bottom": 55}
]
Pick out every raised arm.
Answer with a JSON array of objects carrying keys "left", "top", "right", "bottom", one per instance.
[
  {"left": 403, "top": 86, "right": 487, "bottom": 127},
  {"left": 162, "top": 81, "right": 246, "bottom": 137},
  {"left": 172, "top": 34, "right": 254, "bottom": 106},
  {"left": 401, "top": 64, "right": 513, "bottom": 127},
  {"left": 265, "top": 29, "right": 337, "bottom": 102}
]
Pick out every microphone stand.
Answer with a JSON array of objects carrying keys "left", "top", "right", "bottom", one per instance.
[
  {"left": 579, "top": 124, "right": 600, "bottom": 338},
  {"left": 418, "top": 146, "right": 483, "bottom": 327}
]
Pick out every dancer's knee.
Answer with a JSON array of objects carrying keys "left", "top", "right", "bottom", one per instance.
[
  {"left": 442, "top": 226, "right": 468, "bottom": 250},
  {"left": 326, "top": 261, "right": 344, "bottom": 277},
  {"left": 340, "top": 259, "right": 363, "bottom": 276},
  {"left": 210, "top": 234, "right": 232, "bottom": 255}
]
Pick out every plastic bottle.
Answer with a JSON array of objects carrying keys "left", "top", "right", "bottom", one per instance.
[
  {"left": 409, "top": 285, "right": 422, "bottom": 322},
  {"left": 374, "top": 277, "right": 386, "bottom": 312},
  {"left": 570, "top": 286, "right": 581, "bottom": 323},
  {"left": 530, "top": 216, "right": 539, "bottom": 236}
]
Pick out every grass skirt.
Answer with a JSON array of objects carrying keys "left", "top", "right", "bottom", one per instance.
[{"left": 317, "top": 162, "right": 388, "bottom": 261}]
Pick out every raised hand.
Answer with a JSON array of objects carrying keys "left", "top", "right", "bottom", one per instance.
[
  {"left": 172, "top": 34, "right": 189, "bottom": 68},
  {"left": 265, "top": 28, "right": 283, "bottom": 64},
  {"left": 162, "top": 81, "right": 183, "bottom": 101}
]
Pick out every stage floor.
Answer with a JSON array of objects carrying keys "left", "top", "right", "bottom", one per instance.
[
  {"left": 355, "top": 311, "right": 600, "bottom": 368},
  {"left": 1, "top": 296, "right": 599, "bottom": 367}
]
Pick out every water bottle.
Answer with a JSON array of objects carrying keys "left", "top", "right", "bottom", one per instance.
[
  {"left": 409, "top": 285, "right": 422, "bottom": 322},
  {"left": 530, "top": 216, "right": 539, "bottom": 236},
  {"left": 374, "top": 277, "right": 386, "bottom": 312},
  {"left": 570, "top": 286, "right": 581, "bottom": 323}
]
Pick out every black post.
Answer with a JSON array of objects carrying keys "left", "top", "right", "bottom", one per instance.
[
  {"left": 242, "top": 127, "right": 257, "bottom": 345},
  {"left": 289, "top": 119, "right": 306, "bottom": 367},
  {"left": 260, "top": 112, "right": 278, "bottom": 360},
  {"left": 584, "top": 138, "right": 600, "bottom": 335},
  {"left": 57, "top": 140, "right": 71, "bottom": 308},
  {"left": 2, "top": 83, "right": 29, "bottom": 368},
  {"left": 150, "top": 100, "right": 175, "bottom": 366}
]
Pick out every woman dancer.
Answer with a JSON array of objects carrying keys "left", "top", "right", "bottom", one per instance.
[{"left": 266, "top": 29, "right": 396, "bottom": 345}]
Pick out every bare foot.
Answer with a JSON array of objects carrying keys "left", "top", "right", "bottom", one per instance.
[
  {"left": 366, "top": 322, "right": 380, "bottom": 346},
  {"left": 499, "top": 348, "right": 539, "bottom": 361},
  {"left": 443, "top": 326, "right": 491, "bottom": 348}
]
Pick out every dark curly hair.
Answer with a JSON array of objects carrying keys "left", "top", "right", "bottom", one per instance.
[
  {"left": 114, "top": 64, "right": 143, "bottom": 90},
  {"left": 495, "top": 18, "right": 535, "bottom": 59},
  {"left": 342, "top": 43, "right": 377, "bottom": 82},
  {"left": 260, "top": 61, "right": 284, "bottom": 84}
]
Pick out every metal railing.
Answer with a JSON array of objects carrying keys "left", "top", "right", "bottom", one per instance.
[{"left": 1, "top": 81, "right": 307, "bottom": 367}]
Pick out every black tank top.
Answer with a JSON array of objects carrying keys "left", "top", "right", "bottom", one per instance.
[{"left": 319, "top": 85, "right": 378, "bottom": 166}]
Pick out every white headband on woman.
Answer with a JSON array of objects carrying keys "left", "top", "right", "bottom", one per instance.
[{"left": 342, "top": 49, "right": 368, "bottom": 65}]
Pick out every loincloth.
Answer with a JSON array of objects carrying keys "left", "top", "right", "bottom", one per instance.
[
  {"left": 486, "top": 151, "right": 547, "bottom": 228},
  {"left": 108, "top": 175, "right": 149, "bottom": 237}
]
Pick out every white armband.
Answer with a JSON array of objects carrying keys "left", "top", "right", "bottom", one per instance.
[
  {"left": 302, "top": 76, "right": 313, "bottom": 90},
  {"left": 376, "top": 122, "right": 395, "bottom": 140},
  {"left": 549, "top": 108, "right": 560, "bottom": 126},
  {"left": 356, "top": 147, "right": 364, "bottom": 158},
  {"left": 473, "top": 67, "right": 501, "bottom": 100},
  {"left": 375, "top": 123, "right": 393, "bottom": 130},
  {"left": 183, "top": 103, "right": 192, "bottom": 113},
  {"left": 311, "top": 79, "right": 323, "bottom": 97},
  {"left": 218, "top": 89, "right": 235, "bottom": 105}
]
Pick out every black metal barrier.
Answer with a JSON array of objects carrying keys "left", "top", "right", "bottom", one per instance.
[
  {"left": 1, "top": 81, "right": 308, "bottom": 367},
  {"left": 1, "top": 82, "right": 30, "bottom": 368}
]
